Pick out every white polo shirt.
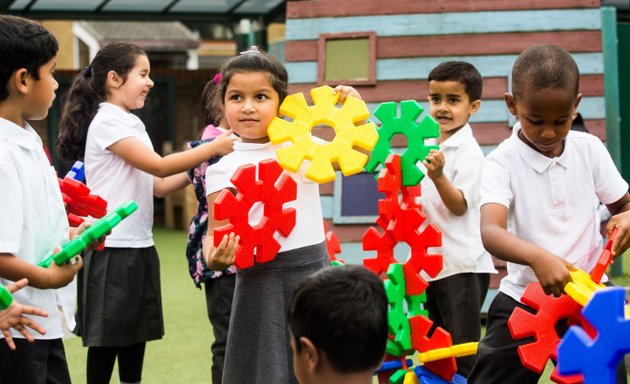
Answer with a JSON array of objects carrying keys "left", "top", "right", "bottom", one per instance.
[
  {"left": 0, "top": 118, "right": 76, "bottom": 339},
  {"left": 205, "top": 140, "right": 325, "bottom": 252},
  {"left": 85, "top": 103, "right": 154, "bottom": 248},
  {"left": 481, "top": 123, "right": 628, "bottom": 302},
  {"left": 419, "top": 124, "right": 496, "bottom": 280}
]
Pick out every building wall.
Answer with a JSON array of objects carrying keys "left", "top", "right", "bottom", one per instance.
[
  {"left": 42, "top": 21, "right": 76, "bottom": 70},
  {"left": 283, "top": 0, "right": 605, "bottom": 274}
]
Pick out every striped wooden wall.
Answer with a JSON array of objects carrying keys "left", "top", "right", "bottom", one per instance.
[{"left": 284, "top": 0, "right": 606, "bottom": 268}]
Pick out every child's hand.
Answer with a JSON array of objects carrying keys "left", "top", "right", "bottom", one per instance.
[
  {"left": 530, "top": 252, "right": 574, "bottom": 297},
  {"left": 423, "top": 149, "right": 446, "bottom": 181},
  {"left": 202, "top": 233, "right": 239, "bottom": 271},
  {"left": 44, "top": 247, "right": 83, "bottom": 289},
  {"left": 209, "top": 129, "right": 238, "bottom": 157},
  {"left": 1, "top": 278, "right": 48, "bottom": 350},
  {"left": 606, "top": 211, "right": 630, "bottom": 257},
  {"left": 333, "top": 85, "right": 362, "bottom": 103}
]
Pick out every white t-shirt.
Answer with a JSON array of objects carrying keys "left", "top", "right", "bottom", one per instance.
[
  {"left": 205, "top": 140, "right": 325, "bottom": 252},
  {"left": 419, "top": 124, "right": 496, "bottom": 280},
  {"left": 481, "top": 123, "right": 628, "bottom": 302},
  {"left": 85, "top": 103, "right": 154, "bottom": 247},
  {"left": 0, "top": 118, "right": 76, "bottom": 338}
]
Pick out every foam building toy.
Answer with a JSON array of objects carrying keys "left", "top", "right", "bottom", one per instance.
[
  {"left": 323, "top": 220, "right": 344, "bottom": 266},
  {"left": 213, "top": 159, "right": 297, "bottom": 270},
  {"left": 364, "top": 100, "right": 440, "bottom": 186},
  {"left": 38, "top": 200, "right": 138, "bottom": 268},
  {"left": 65, "top": 160, "right": 85, "bottom": 182},
  {"left": 590, "top": 226, "right": 617, "bottom": 283},
  {"left": 414, "top": 366, "right": 467, "bottom": 384},
  {"left": 363, "top": 153, "right": 443, "bottom": 296},
  {"left": 58, "top": 162, "right": 107, "bottom": 227},
  {"left": 557, "top": 287, "right": 630, "bottom": 384},
  {"left": 267, "top": 85, "right": 378, "bottom": 184},
  {"left": 0, "top": 286, "right": 13, "bottom": 310}
]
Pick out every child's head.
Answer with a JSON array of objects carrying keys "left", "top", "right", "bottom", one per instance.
[
  {"left": 57, "top": 42, "right": 149, "bottom": 161},
  {"left": 506, "top": 45, "right": 582, "bottom": 157},
  {"left": 427, "top": 61, "right": 482, "bottom": 135},
  {"left": 287, "top": 266, "right": 387, "bottom": 383},
  {"left": 216, "top": 47, "right": 288, "bottom": 143},
  {"left": 0, "top": 15, "right": 59, "bottom": 121}
]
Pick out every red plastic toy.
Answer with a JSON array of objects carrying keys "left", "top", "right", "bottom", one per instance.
[
  {"left": 58, "top": 176, "right": 107, "bottom": 227},
  {"left": 323, "top": 220, "right": 344, "bottom": 265},
  {"left": 363, "top": 153, "right": 442, "bottom": 296},
  {"left": 590, "top": 226, "right": 618, "bottom": 283},
  {"left": 213, "top": 159, "right": 297, "bottom": 270}
]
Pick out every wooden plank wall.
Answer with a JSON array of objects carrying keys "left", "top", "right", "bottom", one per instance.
[{"left": 284, "top": 0, "right": 605, "bottom": 267}]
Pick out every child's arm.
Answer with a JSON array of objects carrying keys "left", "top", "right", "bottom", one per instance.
[
  {"left": 0, "top": 253, "right": 82, "bottom": 290},
  {"left": 423, "top": 149, "right": 467, "bottom": 216},
  {"left": 604, "top": 192, "right": 630, "bottom": 257},
  {"left": 202, "top": 190, "right": 239, "bottom": 271},
  {"left": 153, "top": 173, "right": 190, "bottom": 198},
  {"left": 0, "top": 279, "right": 48, "bottom": 350},
  {"left": 108, "top": 130, "right": 237, "bottom": 178},
  {"left": 480, "top": 202, "right": 572, "bottom": 297}
]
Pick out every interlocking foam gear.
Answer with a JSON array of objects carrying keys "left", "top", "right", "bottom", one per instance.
[
  {"left": 564, "top": 269, "right": 606, "bottom": 307},
  {"left": 363, "top": 154, "right": 442, "bottom": 296},
  {"left": 417, "top": 342, "right": 478, "bottom": 364},
  {"left": 558, "top": 287, "right": 630, "bottom": 384},
  {"left": 213, "top": 159, "right": 297, "bottom": 270},
  {"left": 267, "top": 85, "right": 378, "bottom": 183},
  {"left": 591, "top": 226, "right": 618, "bottom": 283},
  {"left": 384, "top": 264, "right": 414, "bottom": 356},
  {"left": 507, "top": 282, "right": 584, "bottom": 384},
  {"left": 364, "top": 100, "right": 440, "bottom": 186},
  {"left": 323, "top": 220, "right": 344, "bottom": 264},
  {"left": 414, "top": 366, "right": 467, "bottom": 384},
  {"left": 409, "top": 314, "right": 457, "bottom": 381}
]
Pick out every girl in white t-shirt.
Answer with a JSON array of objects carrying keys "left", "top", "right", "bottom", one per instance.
[
  {"left": 201, "top": 47, "right": 361, "bottom": 384},
  {"left": 56, "top": 42, "right": 236, "bottom": 384}
]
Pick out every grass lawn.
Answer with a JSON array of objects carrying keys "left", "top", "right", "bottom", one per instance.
[{"left": 63, "top": 226, "right": 630, "bottom": 383}]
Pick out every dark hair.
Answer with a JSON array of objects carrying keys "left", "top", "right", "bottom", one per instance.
[
  {"left": 0, "top": 15, "right": 58, "bottom": 102},
  {"left": 428, "top": 61, "right": 483, "bottom": 101},
  {"left": 287, "top": 266, "right": 388, "bottom": 374},
  {"left": 200, "top": 74, "right": 223, "bottom": 126},
  {"left": 217, "top": 46, "right": 288, "bottom": 107},
  {"left": 512, "top": 45, "right": 579, "bottom": 100},
  {"left": 57, "top": 42, "right": 146, "bottom": 161}
]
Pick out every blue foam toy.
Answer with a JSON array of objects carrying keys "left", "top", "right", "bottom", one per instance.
[
  {"left": 413, "top": 365, "right": 466, "bottom": 384},
  {"left": 374, "top": 358, "right": 414, "bottom": 374},
  {"left": 65, "top": 160, "right": 85, "bottom": 182},
  {"left": 557, "top": 287, "right": 630, "bottom": 384}
]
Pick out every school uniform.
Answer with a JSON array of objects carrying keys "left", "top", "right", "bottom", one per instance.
[
  {"left": 74, "top": 102, "right": 164, "bottom": 347},
  {"left": 419, "top": 123, "right": 496, "bottom": 376},
  {"left": 0, "top": 118, "right": 74, "bottom": 383},
  {"left": 468, "top": 123, "right": 628, "bottom": 383},
  {"left": 206, "top": 141, "right": 329, "bottom": 384}
]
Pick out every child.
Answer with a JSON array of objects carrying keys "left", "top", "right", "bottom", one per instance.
[
  {"left": 468, "top": 45, "right": 630, "bottom": 383},
  {"left": 185, "top": 72, "right": 235, "bottom": 384},
  {"left": 56, "top": 42, "right": 236, "bottom": 384},
  {"left": 0, "top": 14, "right": 96, "bottom": 383},
  {"left": 419, "top": 61, "right": 496, "bottom": 376},
  {"left": 287, "top": 265, "right": 388, "bottom": 384},
  {"left": 201, "top": 46, "right": 361, "bottom": 383}
]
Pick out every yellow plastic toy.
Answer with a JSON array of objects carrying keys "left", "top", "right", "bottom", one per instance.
[
  {"left": 564, "top": 269, "right": 606, "bottom": 307},
  {"left": 416, "top": 342, "right": 478, "bottom": 364},
  {"left": 267, "top": 85, "right": 378, "bottom": 184},
  {"left": 403, "top": 371, "right": 419, "bottom": 384}
]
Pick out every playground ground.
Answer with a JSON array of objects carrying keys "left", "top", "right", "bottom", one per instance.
[{"left": 63, "top": 226, "right": 630, "bottom": 383}]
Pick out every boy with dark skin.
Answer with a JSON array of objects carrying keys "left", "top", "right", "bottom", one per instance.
[{"left": 468, "top": 44, "right": 630, "bottom": 383}]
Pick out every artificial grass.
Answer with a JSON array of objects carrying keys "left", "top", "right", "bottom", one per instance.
[{"left": 65, "top": 226, "right": 213, "bottom": 383}]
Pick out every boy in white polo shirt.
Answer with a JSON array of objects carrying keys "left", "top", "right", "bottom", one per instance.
[
  {"left": 0, "top": 15, "right": 98, "bottom": 384},
  {"left": 468, "top": 45, "right": 630, "bottom": 383},
  {"left": 420, "top": 61, "right": 496, "bottom": 377}
]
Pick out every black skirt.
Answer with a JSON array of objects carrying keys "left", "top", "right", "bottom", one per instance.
[{"left": 74, "top": 246, "right": 164, "bottom": 347}]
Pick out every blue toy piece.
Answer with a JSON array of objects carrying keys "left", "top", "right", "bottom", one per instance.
[
  {"left": 375, "top": 358, "right": 414, "bottom": 374},
  {"left": 414, "top": 366, "right": 466, "bottom": 384},
  {"left": 557, "top": 287, "right": 630, "bottom": 384},
  {"left": 65, "top": 160, "right": 85, "bottom": 182}
]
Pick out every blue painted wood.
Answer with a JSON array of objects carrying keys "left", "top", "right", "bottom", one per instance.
[
  {"left": 287, "top": 53, "right": 604, "bottom": 84},
  {"left": 321, "top": 195, "right": 333, "bottom": 219},
  {"left": 340, "top": 241, "right": 412, "bottom": 265},
  {"left": 286, "top": 9, "right": 601, "bottom": 40}
]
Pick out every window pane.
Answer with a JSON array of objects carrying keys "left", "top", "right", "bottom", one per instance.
[{"left": 325, "top": 38, "right": 369, "bottom": 82}]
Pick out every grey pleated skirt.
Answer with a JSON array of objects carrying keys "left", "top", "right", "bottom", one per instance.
[
  {"left": 74, "top": 246, "right": 164, "bottom": 347},
  {"left": 222, "top": 241, "right": 330, "bottom": 384}
]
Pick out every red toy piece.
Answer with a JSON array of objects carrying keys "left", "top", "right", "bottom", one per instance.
[
  {"left": 507, "top": 282, "right": 584, "bottom": 384},
  {"left": 591, "top": 226, "right": 618, "bottom": 283},
  {"left": 58, "top": 177, "right": 107, "bottom": 227},
  {"left": 213, "top": 159, "right": 297, "bottom": 270},
  {"left": 409, "top": 315, "right": 457, "bottom": 382},
  {"left": 363, "top": 154, "right": 442, "bottom": 296},
  {"left": 323, "top": 220, "right": 344, "bottom": 264}
]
